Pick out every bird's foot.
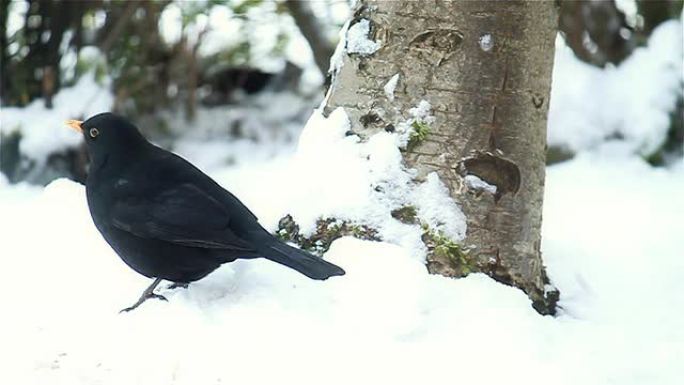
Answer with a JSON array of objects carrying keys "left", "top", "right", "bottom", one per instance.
[
  {"left": 119, "top": 292, "right": 167, "bottom": 313},
  {"left": 119, "top": 278, "right": 167, "bottom": 313}
]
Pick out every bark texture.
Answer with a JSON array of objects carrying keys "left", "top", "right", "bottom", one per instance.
[{"left": 324, "top": 0, "right": 559, "bottom": 314}]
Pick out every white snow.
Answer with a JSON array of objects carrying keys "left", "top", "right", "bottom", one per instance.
[
  {"left": 0, "top": 72, "right": 113, "bottom": 163},
  {"left": 1, "top": 139, "right": 682, "bottom": 385},
  {"left": 615, "top": 0, "right": 640, "bottom": 28},
  {"left": 395, "top": 100, "right": 436, "bottom": 147},
  {"left": 0, "top": 70, "right": 681, "bottom": 384},
  {"left": 413, "top": 172, "right": 467, "bottom": 241},
  {"left": 384, "top": 73, "right": 400, "bottom": 101},
  {"left": 479, "top": 33, "right": 494, "bottom": 52},
  {"left": 158, "top": 0, "right": 331, "bottom": 89},
  {"left": 285, "top": 106, "right": 465, "bottom": 259},
  {"left": 164, "top": 90, "right": 314, "bottom": 145},
  {"left": 328, "top": 20, "right": 351, "bottom": 77},
  {"left": 548, "top": 20, "right": 683, "bottom": 156},
  {"left": 345, "top": 19, "right": 380, "bottom": 56},
  {"left": 408, "top": 100, "right": 433, "bottom": 122},
  {"left": 325, "top": 16, "right": 378, "bottom": 105},
  {"left": 465, "top": 174, "right": 498, "bottom": 194},
  {"left": 6, "top": 0, "right": 28, "bottom": 39}
]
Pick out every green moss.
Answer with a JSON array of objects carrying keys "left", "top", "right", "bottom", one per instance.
[
  {"left": 391, "top": 205, "right": 418, "bottom": 224},
  {"left": 422, "top": 225, "right": 475, "bottom": 277},
  {"left": 407, "top": 121, "right": 431, "bottom": 150},
  {"left": 277, "top": 215, "right": 380, "bottom": 255}
]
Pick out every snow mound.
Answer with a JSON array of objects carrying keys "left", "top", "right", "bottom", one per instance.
[
  {"left": 278, "top": 107, "right": 465, "bottom": 258},
  {"left": 548, "top": 20, "right": 683, "bottom": 156},
  {"left": 1, "top": 153, "right": 682, "bottom": 384}
]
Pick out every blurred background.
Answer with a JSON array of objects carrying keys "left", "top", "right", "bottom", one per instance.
[{"left": 0, "top": 0, "right": 682, "bottom": 186}]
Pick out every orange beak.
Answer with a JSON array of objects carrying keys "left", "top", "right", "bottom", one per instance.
[{"left": 65, "top": 119, "right": 83, "bottom": 133}]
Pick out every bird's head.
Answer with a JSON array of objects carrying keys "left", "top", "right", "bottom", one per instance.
[{"left": 65, "top": 112, "right": 148, "bottom": 161}]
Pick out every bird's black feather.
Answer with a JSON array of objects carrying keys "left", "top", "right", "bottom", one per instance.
[
  {"left": 79, "top": 112, "right": 345, "bottom": 296},
  {"left": 110, "top": 182, "right": 255, "bottom": 251}
]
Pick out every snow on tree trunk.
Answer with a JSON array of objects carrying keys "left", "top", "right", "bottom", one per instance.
[{"left": 323, "top": 0, "right": 559, "bottom": 314}]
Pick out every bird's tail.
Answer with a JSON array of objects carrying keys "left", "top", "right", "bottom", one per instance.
[{"left": 260, "top": 239, "right": 345, "bottom": 280}]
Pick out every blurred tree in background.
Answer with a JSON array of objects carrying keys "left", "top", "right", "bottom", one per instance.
[
  {"left": 1, "top": 0, "right": 681, "bottom": 116},
  {"left": 0, "top": 0, "right": 342, "bottom": 117},
  {"left": 0, "top": 0, "right": 682, "bottom": 184},
  {"left": 559, "top": 0, "right": 682, "bottom": 67},
  {"left": 0, "top": 0, "right": 344, "bottom": 183},
  {"left": 2, "top": 0, "right": 681, "bottom": 122},
  {"left": 555, "top": 0, "right": 683, "bottom": 164},
  {"left": 0, "top": 0, "right": 338, "bottom": 112}
]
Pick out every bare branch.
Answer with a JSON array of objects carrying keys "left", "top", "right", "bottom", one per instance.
[{"left": 285, "top": 0, "right": 336, "bottom": 76}]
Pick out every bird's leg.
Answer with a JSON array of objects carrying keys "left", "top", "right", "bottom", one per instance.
[
  {"left": 167, "top": 282, "right": 189, "bottom": 290},
  {"left": 119, "top": 277, "right": 167, "bottom": 313}
]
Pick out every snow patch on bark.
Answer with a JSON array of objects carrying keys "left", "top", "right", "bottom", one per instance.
[
  {"left": 479, "top": 33, "right": 493, "bottom": 51},
  {"left": 465, "top": 174, "right": 498, "bottom": 194},
  {"left": 396, "top": 100, "right": 436, "bottom": 147},
  {"left": 409, "top": 100, "right": 433, "bottom": 120},
  {"left": 384, "top": 73, "right": 400, "bottom": 101},
  {"left": 289, "top": 107, "right": 465, "bottom": 259},
  {"left": 414, "top": 172, "right": 467, "bottom": 241},
  {"left": 346, "top": 19, "right": 380, "bottom": 55},
  {"left": 323, "top": 19, "right": 381, "bottom": 108},
  {"left": 328, "top": 20, "right": 351, "bottom": 77}
]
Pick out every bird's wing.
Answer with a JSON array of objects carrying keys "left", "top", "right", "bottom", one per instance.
[{"left": 110, "top": 182, "right": 255, "bottom": 251}]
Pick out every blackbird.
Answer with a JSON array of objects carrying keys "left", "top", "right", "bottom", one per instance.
[{"left": 65, "top": 113, "right": 344, "bottom": 312}]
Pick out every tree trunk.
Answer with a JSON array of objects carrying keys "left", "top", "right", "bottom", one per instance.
[
  {"left": 0, "top": 0, "right": 9, "bottom": 105},
  {"left": 324, "top": 0, "right": 559, "bottom": 314}
]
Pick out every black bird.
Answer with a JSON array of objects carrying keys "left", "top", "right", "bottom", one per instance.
[{"left": 66, "top": 113, "right": 344, "bottom": 312}]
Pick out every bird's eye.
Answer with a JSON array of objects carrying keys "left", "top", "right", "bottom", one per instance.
[{"left": 89, "top": 128, "right": 100, "bottom": 138}]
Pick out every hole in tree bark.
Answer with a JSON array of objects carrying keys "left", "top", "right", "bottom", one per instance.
[
  {"left": 460, "top": 152, "right": 521, "bottom": 201},
  {"left": 532, "top": 94, "right": 544, "bottom": 108},
  {"left": 410, "top": 29, "right": 464, "bottom": 52}
]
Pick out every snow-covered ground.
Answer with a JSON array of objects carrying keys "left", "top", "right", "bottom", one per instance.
[{"left": 1, "top": 128, "right": 682, "bottom": 385}]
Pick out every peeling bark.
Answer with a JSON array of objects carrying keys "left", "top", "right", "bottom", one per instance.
[{"left": 324, "top": 0, "right": 559, "bottom": 314}]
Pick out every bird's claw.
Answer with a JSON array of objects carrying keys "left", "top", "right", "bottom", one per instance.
[
  {"left": 149, "top": 293, "right": 168, "bottom": 302},
  {"left": 119, "top": 290, "right": 168, "bottom": 313},
  {"left": 119, "top": 305, "right": 138, "bottom": 314}
]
